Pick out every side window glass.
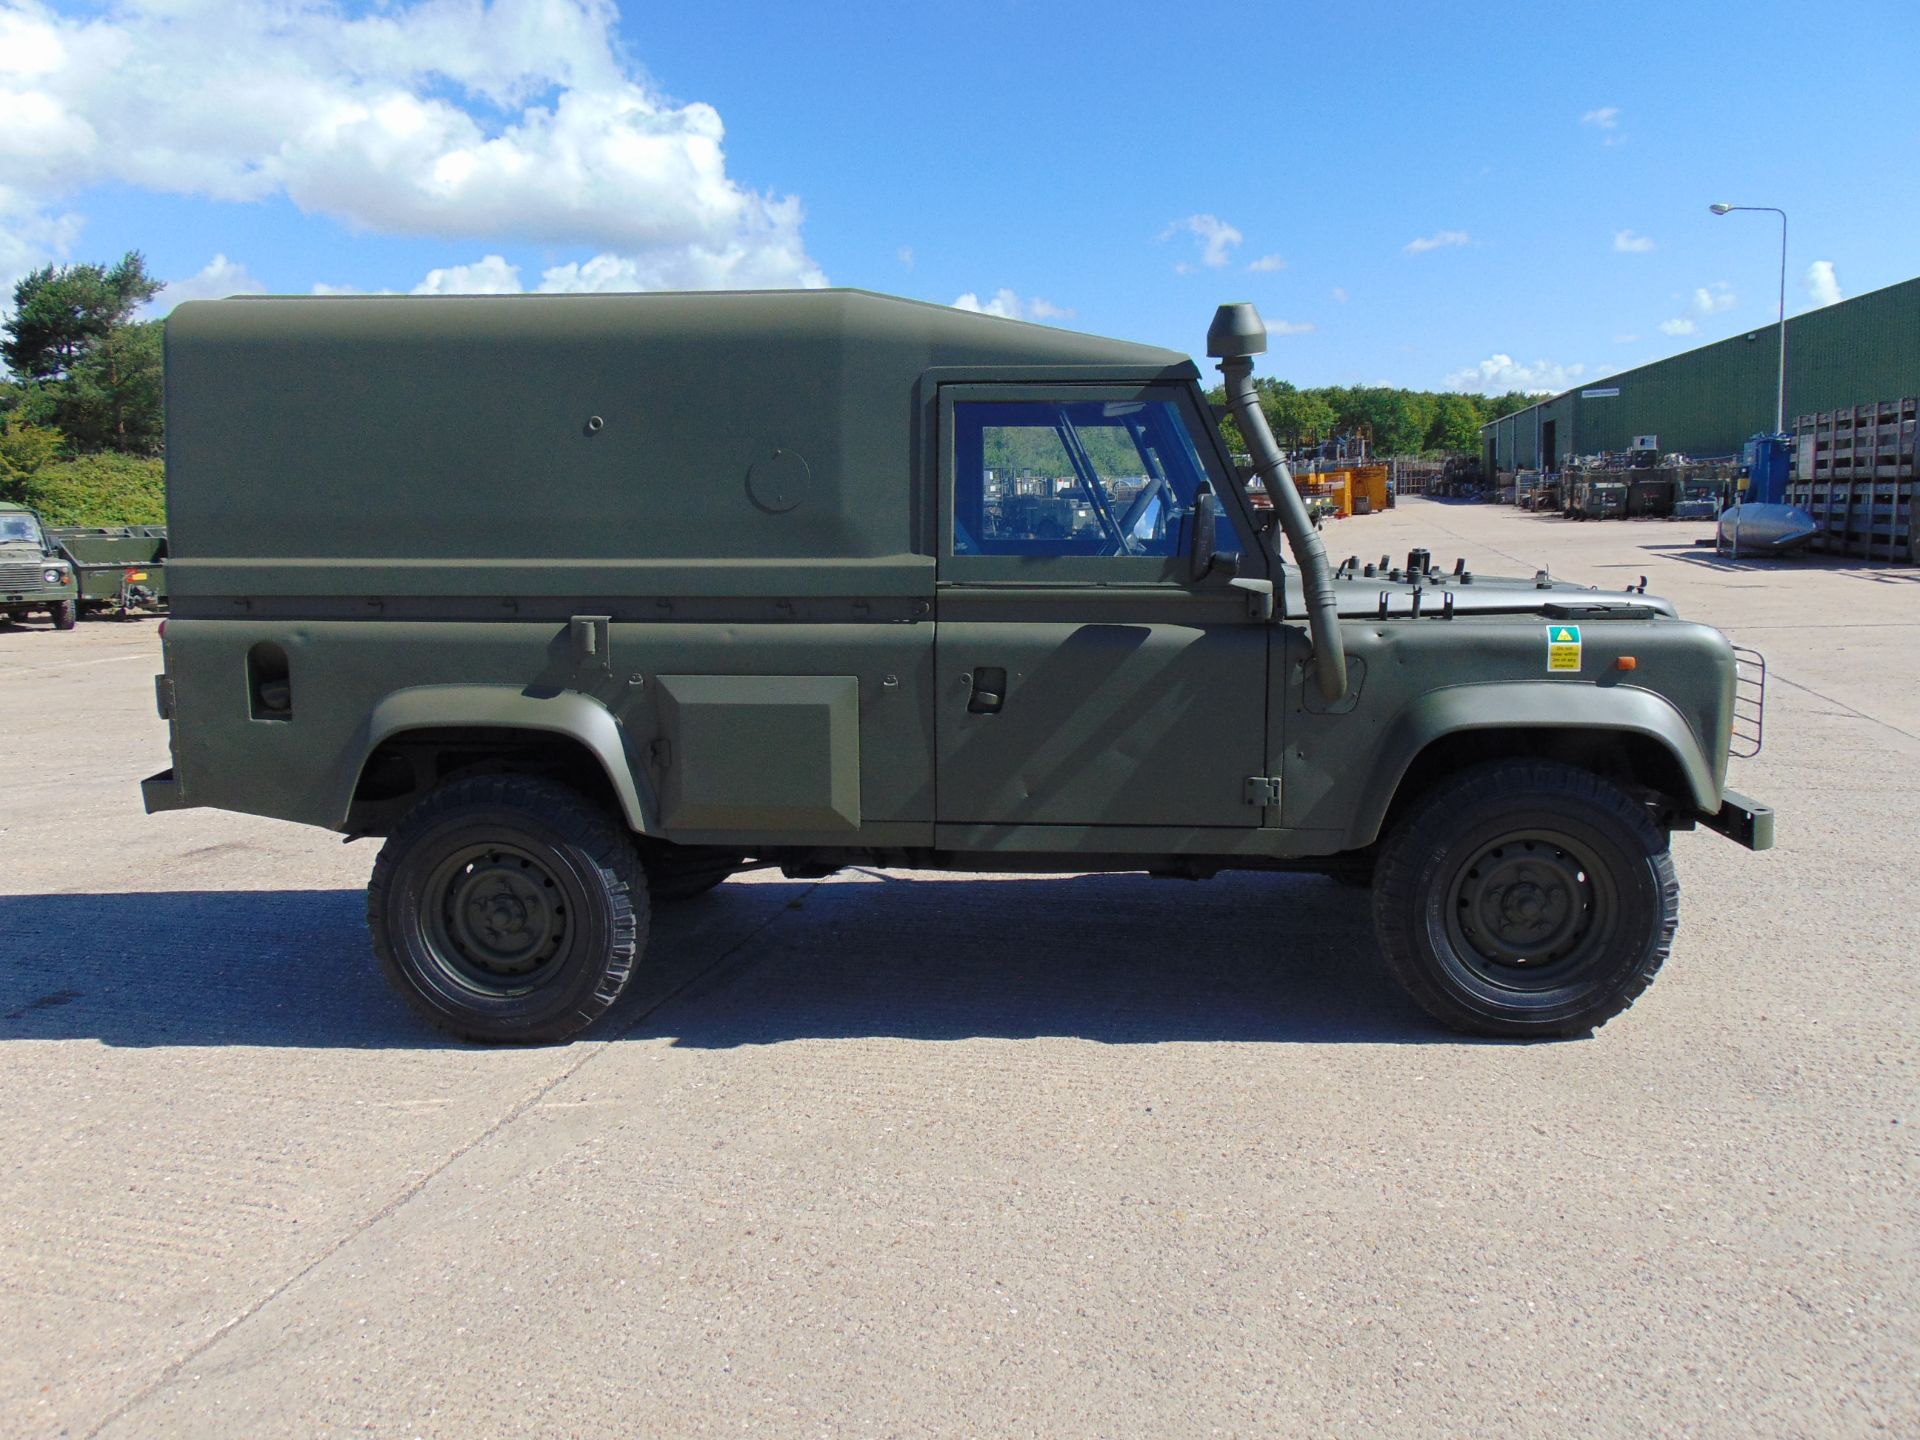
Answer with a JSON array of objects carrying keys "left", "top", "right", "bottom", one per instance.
[{"left": 952, "top": 398, "right": 1243, "bottom": 559}]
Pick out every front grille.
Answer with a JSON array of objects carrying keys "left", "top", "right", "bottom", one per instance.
[{"left": 0, "top": 559, "right": 52, "bottom": 590}]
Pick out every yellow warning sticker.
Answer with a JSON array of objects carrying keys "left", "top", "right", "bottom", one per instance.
[{"left": 1547, "top": 624, "right": 1582, "bottom": 672}]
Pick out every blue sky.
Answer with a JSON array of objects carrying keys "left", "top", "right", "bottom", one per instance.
[{"left": 5, "top": 0, "right": 1916, "bottom": 394}]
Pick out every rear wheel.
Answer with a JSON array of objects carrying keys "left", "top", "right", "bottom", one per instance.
[
  {"left": 368, "top": 775, "right": 646, "bottom": 1043},
  {"left": 1372, "top": 760, "right": 1677, "bottom": 1037}
]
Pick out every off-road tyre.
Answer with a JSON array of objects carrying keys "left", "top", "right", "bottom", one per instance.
[
  {"left": 644, "top": 847, "right": 744, "bottom": 903},
  {"left": 1372, "top": 760, "right": 1678, "bottom": 1038},
  {"left": 368, "top": 775, "right": 647, "bottom": 1043},
  {"left": 51, "top": 599, "right": 77, "bottom": 630}
]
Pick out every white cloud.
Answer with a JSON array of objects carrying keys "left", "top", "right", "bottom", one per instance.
[
  {"left": 1805, "top": 260, "right": 1842, "bottom": 307},
  {"left": 0, "top": 0, "right": 825, "bottom": 307},
  {"left": 897, "top": 246, "right": 914, "bottom": 270},
  {"left": 1162, "top": 213, "right": 1242, "bottom": 270},
  {"left": 1330, "top": 286, "right": 1348, "bottom": 303},
  {"left": 0, "top": 181, "right": 82, "bottom": 297},
  {"left": 1613, "top": 229, "right": 1655, "bottom": 253},
  {"left": 414, "top": 254, "right": 523, "bottom": 295},
  {"left": 1269, "top": 319, "right": 1314, "bottom": 336},
  {"left": 1581, "top": 107, "right": 1622, "bottom": 146},
  {"left": 1614, "top": 332, "right": 1640, "bottom": 343},
  {"left": 1246, "top": 253, "right": 1286, "bottom": 273},
  {"left": 1404, "top": 229, "right": 1470, "bottom": 255},
  {"left": 150, "top": 253, "right": 266, "bottom": 313},
  {"left": 1657, "top": 282, "right": 1735, "bottom": 336},
  {"left": 1445, "top": 354, "right": 1587, "bottom": 395},
  {"left": 953, "top": 289, "right": 1018, "bottom": 318},
  {"left": 951, "top": 289, "right": 1073, "bottom": 324},
  {"left": 1692, "top": 282, "right": 1736, "bottom": 315}
]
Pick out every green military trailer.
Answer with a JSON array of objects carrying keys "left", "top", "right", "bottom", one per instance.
[
  {"left": 145, "top": 292, "right": 1772, "bottom": 1043},
  {"left": 1565, "top": 477, "right": 1628, "bottom": 521},
  {"left": 0, "top": 501, "right": 80, "bottom": 630},
  {"left": 48, "top": 526, "right": 170, "bottom": 618}
]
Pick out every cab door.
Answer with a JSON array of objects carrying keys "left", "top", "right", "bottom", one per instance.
[{"left": 933, "top": 384, "right": 1270, "bottom": 835}]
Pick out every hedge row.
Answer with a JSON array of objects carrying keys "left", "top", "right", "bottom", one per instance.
[{"left": 7, "top": 454, "right": 167, "bottom": 528}]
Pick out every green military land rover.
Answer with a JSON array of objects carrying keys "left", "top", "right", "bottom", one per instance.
[
  {"left": 0, "top": 501, "right": 79, "bottom": 630},
  {"left": 143, "top": 292, "right": 1771, "bottom": 1043}
]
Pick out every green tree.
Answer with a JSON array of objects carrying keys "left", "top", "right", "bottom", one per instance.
[
  {"left": 1425, "top": 392, "right": 1485, "bottom": 453},
  {"left": 3, "top": 252, "right": 164, "bottom": 456},
  {"left": 1258, "top": 379, "right": 1337, "bottom": 448},
  {"left": 1481, "top": 390, "right": 1537, "bottom": 422},
  {"left": 1345, "top": 388, "right": 1424, "bottom": 457},
  {"left": 0, "top": 418, "right": 64, "bottom": 495},
  {"left": 60, "top": 320, "right": 164, "bottom": 454}
]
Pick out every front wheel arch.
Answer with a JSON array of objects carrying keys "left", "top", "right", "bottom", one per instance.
[
  {"left": 1371, "top": 725, "right": 1698, "bottom": 849},
  {"left": 1347, "top": 687, "right": 1720, "bottom": 850}
]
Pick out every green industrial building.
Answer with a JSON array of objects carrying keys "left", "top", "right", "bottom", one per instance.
[{"left": 1482, "top": 275, "right": 1920, "bottom": 473}]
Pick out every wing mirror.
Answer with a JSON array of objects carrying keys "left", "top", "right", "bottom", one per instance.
[{"left": 1189, "top": 483, "right": 1240, "bottom": 582}]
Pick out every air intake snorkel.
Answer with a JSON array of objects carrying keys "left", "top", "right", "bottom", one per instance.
[{"left": 1208, "top": 302, "right": 1348, "bottom": 701}]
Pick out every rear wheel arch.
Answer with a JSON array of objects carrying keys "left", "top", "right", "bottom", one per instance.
[{"left": 342, "top": 687, "right": 657, "bottom": 837}]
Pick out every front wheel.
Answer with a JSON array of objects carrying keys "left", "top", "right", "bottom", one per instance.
[
  {"left": 1372, "top": 760, "right": 1678, "bottom": 1037},
  {"left": 368, "top": 775, "right": 647, "bottom": 1043},
  {"left": 51, "top": 599, "right": 77, "bottom": 630}
]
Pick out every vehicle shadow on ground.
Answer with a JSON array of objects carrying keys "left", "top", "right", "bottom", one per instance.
[
  {"left": 0, "top": 873, "right": 1450, "bottom": 1049},
  {"left": 649, "top": 871, "right": 1446, "bottom": 1048}
]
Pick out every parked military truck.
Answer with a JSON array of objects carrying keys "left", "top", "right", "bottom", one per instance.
[
  {"left": 145, "top": 292, "right": 1771, "bottom": 1044},
  {"left": 0, "top": 502, "right": 79, "bottom": 629}
]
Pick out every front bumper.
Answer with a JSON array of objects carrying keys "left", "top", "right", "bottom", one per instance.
[
  {"left": 0, "top": 589, "right": 73, "bottom": 605},
  {"left": 1700, "top": 788, "right": 1774, "bottom": 850}
]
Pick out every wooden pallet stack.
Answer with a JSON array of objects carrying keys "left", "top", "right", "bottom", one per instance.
[{"left": 1786, "top": 398, "right": 1918, "bottom": 561}]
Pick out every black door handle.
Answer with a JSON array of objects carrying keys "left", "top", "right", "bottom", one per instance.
[{"left": 968, "top": 666, "right": 1007, "bottom": 714}]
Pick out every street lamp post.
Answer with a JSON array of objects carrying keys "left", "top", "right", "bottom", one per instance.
[{"left": 1709, "top": 202, "right": 1788, "bottom": 435}]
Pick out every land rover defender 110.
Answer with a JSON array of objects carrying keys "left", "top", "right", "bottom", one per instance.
[
  {"left": 0, "top": 502, "right": 79, "bottom": 630},
  {"left": 144, "top": 292, "right": 1771, "bottom": 1042}
]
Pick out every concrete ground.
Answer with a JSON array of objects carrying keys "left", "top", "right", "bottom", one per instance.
[{"left": 0, "top": 498, "right": 1913, "bottom": 1438}]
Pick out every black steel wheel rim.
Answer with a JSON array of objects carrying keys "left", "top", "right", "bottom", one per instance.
[
  {"left": 420, "top": 841, "right": 573, "bottom": 997},
  {"left": 1441, "top": 829, "right": 1617, "bottom": 993}
]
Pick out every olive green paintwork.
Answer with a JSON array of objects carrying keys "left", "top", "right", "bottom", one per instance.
[
  {"left": 49, "top": 527, "right": 169, "bottom": 611},
  {"left": 0, "top": 502, "right": 78, "bottom": 616},
  {"left": 146, "top": 290, "right": 1766, "bottom": 862}
]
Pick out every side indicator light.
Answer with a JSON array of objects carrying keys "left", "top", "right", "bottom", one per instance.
[
  {"left": 1616, "top": 656, "right": 1638, "bottom": 671},
  {"left": 127, "top": 569, "right": 149, "bottom": 582}
]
